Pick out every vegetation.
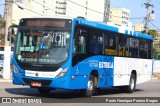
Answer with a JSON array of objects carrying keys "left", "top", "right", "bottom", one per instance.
[
  {"left": 0, "top": 15, "right": 5, "bottom": 45},
  {"left": 142, "top": 29, "right": 160, "bottom": 59},
  {"left": 0, "top": 15, "right": 5, "bottom": 27},
  {"left": 141, "top": 29, "right": 158, "bottom": 38}
]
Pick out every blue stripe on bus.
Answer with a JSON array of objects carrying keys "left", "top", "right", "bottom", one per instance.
[
  {"left": 125, "top": 30, "right": 128, "bottom": 35},
  {"left": 70, "top": 55, "right": 114, "bottom": 88}
]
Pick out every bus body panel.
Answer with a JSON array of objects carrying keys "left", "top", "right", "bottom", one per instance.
[
  {"left": 114, "top": 57, "right": 152, "bottom": 86},
  {"left": 12, "top": 55, "right": 114, "bottom": 89},
  {"left": 13, "top": 55, "right": 153, "bottom": 89},
  {"left": 71, "top": 56, "right": 114, "bottom": 88}
]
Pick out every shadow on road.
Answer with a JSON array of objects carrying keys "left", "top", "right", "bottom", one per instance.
[{"left": 5, "top": 87, "right": 144, "bottom": 98}]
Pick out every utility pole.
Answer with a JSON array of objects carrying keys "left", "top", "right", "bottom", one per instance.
[
  {"left": 85, "top": 0, "right": 88, "bottom": 19},
  {"left": 3, "top": 0, "right": 13, "bottom": 79},
  {"left": 103, "top": 0, "right": 111, "bottom": 23},
  {"left": 144, "top": 0, "right": 154, "bottom": 34},
  {"left": 43, "top": 0, "right": 45, "bottom": 16}
]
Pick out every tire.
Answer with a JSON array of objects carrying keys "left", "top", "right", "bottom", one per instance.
[
  {"left": 125, "top": 74, "right": 136, "bottom": 93},
  {"left": 83, "top": 75, "right": 97, "bottom": 97},
  {"left": 37, "top": 88, "right": 50, "bottom": 95}
]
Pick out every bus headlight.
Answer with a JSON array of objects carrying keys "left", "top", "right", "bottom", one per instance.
[
  {"left": 56, "top": 67, "right": 69, "bottom": 78},
  {"left": 13, "top": 65, "right": 20, "bottom": 75}
]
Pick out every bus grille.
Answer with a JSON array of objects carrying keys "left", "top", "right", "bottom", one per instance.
[{"left": 22, "top": 78, "right": 52, "bottom": 86}]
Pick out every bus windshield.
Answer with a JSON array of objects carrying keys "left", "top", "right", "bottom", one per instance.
[{"left": 15, "top": 18, "right": 72, "bottom": 65}]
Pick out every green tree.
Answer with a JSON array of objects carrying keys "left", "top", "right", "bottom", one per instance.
[
  {"left": 148, "top": 30, "right": 158, "bottom": 38},
  {"left": 154, "top": 49, "right": 159, "bottom": 59},
  {"left": 0, "top": 16, "right": 5, "bottom": 45},
  {"left": 142, "top": 29, "right": 159, "bottom": 59},
  {"left": 0, "top": 15, "right": 5, "bottom": 27},
  {"left": 141, "top": 29, "right": 158, "bottom": 38}
]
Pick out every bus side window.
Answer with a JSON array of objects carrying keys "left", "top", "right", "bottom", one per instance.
[
  {"left": 89, "top": 29, "right": 103, "bottom": 55},
  {"left": 129, "top": 38, "right": 139, "bottom": 58},
  {"left": 104, "top": 32, "right": 116, "bottom": 55},
  {"left": 139, "top": 39, "right": 148, "bottom": 58},
  {"left": 118, "top": 35, "right": 129, "bottom": 57}
]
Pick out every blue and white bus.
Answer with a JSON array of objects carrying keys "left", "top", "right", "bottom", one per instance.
[{"left": 12, "top": 17, "right": 153, "bottom": 97}]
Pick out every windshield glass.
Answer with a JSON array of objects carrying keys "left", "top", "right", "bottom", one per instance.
[{"left": 15, "top": 18, "right": 72, "bottom": 65}]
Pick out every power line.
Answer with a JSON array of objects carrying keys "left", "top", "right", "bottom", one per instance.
[
  {"left": 130, "top": 17, "right": 145, "bottom": 20},
  {"left": 151, "top": 0, "right": 160, "bottom": 10},
  {"left": 32, "top": 0, "right": 56, "bottom": 12},
  {"left": 13, "top": 2, "right": 43, "bottom": 16},
  {"left": 153, "top": 4, "right": 160, "bottom": 10},
  {"left": 12, "top": 0, "right": 146, "bottom": 21},
  {"left": 32, "top": 0, "right": 104, "bottom": 18},
  {"left": 68, "top": 0, "right": 104, "bottom": 14},
  {"left": 110, "top": 15, "right": 145, "bottom": 20},
  {"left": 149, "top": 21, "right": 160, "bottom": 30},
  {"left": 155, "top": 0, "right": 160, "bottom": 6},
  {"left": 0, "top": 4, "right": 5, "bottom": 6},
  {"left": 68, "top": 0, "right": 145, "bottom": 20},
  {"left": 4, "top": 0, "right": 43, "bottom": 16}
]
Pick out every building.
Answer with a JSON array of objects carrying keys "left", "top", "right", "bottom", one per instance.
[
  {"left": 134, "top": 22, "right": 144, "bottom": 32},
  {"left": 5, "top": 0, "right": 105, "bottom": 25},
  {"left": 30, "top": 0, "right": 105, "bottom": 22},
  {"left": 66, "top": 0, "right": 104, "bottom": 21},
  {"left": 109, "top": 8, "right": 132, "bottom": 28}
]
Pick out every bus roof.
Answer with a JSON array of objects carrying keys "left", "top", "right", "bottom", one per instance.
[
  {"left": 20, "top": 16, "right": 74, "bottom": 20},
  {"left": 74, "top": 18, "right": 153, "bottom": 40},
  {"left": 18, "top": 17, "right": 153, "bottom": 40}
]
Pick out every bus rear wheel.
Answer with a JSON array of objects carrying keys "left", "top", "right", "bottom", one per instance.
[
  {"left": 126, "top": 74, "right": 136, "bottom": 93},
  {"left": 83, "top": 75, "right": 96, "bottom": 97},
  {"left": 37, "top": 88, "right": 50, "bottom": 95}
]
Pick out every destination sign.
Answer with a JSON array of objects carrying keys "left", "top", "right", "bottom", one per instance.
[
  {"left": 19, "top": 18, "right": 72, "bottom": 30},
  {"left": 27, "top": 21, "right": 66, "bottom": 27}
]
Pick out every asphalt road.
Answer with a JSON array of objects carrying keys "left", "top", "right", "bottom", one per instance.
[{"left": 0, "top": 79, "right": 160, "bottom": 105}]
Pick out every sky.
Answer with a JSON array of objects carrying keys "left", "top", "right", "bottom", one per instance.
[
  {"left": 111, "top": 0, "right": 160, "bottom": 31},
  {"left": 0, "top": 0, "right": 159, "bottom": 30},
  {"left": 0, "top": 0, "right": 4, "bottom": 17}
]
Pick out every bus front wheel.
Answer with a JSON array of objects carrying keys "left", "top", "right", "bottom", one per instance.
[{"left": 83, "top": 75, "right": 96, "bottom": 97}]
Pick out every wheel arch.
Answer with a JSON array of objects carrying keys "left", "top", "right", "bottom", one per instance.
[
  {"left": 131, "top": 70, "right": 137, "bottom": 83},
  {"left": 90, "top": 70, "right": 98, "bottom": 86}
]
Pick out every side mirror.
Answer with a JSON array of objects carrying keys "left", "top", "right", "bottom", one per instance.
[{"left": 7, "top": 25, "right": 18, "bottom": 43}]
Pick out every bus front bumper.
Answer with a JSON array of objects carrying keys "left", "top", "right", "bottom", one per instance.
[
  {"left": 12, "top": 72, "right": 88, "bottom": 90},
  {"left": 13, "top": 73, "right": 71, "bottom": 89}
]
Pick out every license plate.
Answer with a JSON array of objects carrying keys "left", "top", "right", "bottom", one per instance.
[{"left": 31, "top": 82, "right": 42, "bottom": 87}]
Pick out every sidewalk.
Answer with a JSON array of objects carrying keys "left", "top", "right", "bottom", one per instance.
[
  {"left": 0, "top": 75, "right": 12, "bottom": 82},
  {"left": 0, "top": 70, "right": 12, "bottom": 82}
]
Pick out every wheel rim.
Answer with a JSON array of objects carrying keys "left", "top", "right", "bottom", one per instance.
[
  {"left": 130, "top": 78, "right": 135, "bottom": 90},
  {"left": 87, "top": 80, "right": 94, "bottom": 91}
]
